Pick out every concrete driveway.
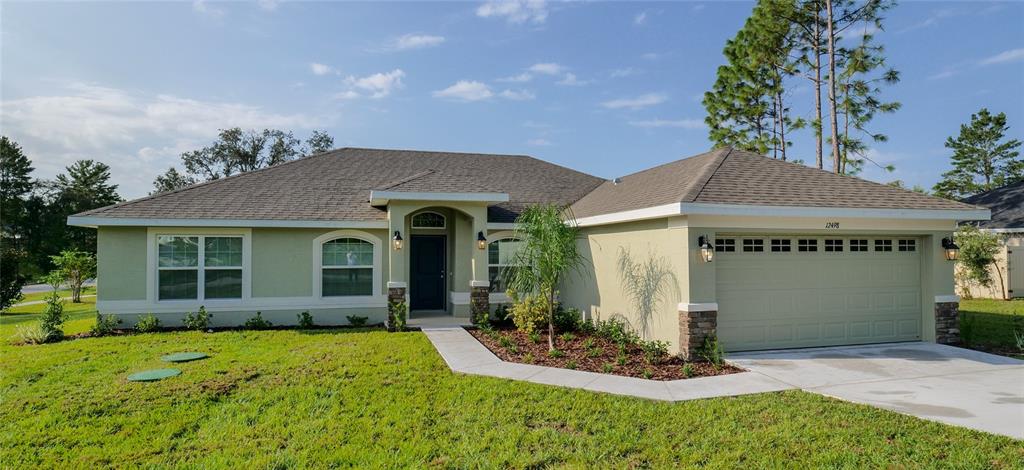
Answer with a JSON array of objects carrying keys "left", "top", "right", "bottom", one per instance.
[{"left": 729, "top": 343, "right": 1024, "bottom": 439}]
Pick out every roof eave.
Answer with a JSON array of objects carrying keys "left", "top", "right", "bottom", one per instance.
[{"left": 368, "top": 190, "right": 510, "bottom": 206}]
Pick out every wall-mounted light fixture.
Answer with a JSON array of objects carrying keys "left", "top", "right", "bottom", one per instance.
[
  {"left": 392, "top": 230, "right": 404, "bottom": 250},
  {"left": 941, "top": 237, "right": 959, "bottom": 261},
  {"left": 477, "top": 231, "right": 487, "bottom": 250},
  {"left": 698, "top": 235, "right": 715, "bottom": 262}
]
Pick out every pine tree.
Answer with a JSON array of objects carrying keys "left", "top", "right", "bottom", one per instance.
[
  {"left": 933, "top": 109, "right": 1023, "bottom": 199},
  {"left": 836, "top": 31, "right": 900, "bottom": 175},
  {"left": 0, "top": 136, "right": 35, "bottom": 236}
]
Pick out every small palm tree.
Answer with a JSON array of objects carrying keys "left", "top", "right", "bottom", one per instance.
[{"left": 507, "top": 204, "right": 585, "bottom": 350}]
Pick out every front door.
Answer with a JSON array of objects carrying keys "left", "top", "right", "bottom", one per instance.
[{"left": 410, "top": 235, "right": 447, "bottom": 311}]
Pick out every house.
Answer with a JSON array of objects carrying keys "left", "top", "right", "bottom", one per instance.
[
  {"left": 68, "top": 147, "right": 989, "bottom": 357},
  {"left": 960, "top": 180, "right": 1024, "bottom": 299}
]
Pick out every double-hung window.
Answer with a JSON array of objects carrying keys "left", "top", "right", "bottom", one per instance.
[
  {"left": 158, "top": 235, "right": 243, "bottom": 300},
  {"left": 322, "top": 238, "right": 374, "bottom": 296},
  {"left": 488, "top": 238, "right": 524, "bottom": 293}
]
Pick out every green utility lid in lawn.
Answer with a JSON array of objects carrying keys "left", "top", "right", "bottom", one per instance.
[
  {"left": 161, "top": 352, "right": 209, "bottom": 363},
  {"left": 127, "top": 369, "right": 181, "bottom": 382}
]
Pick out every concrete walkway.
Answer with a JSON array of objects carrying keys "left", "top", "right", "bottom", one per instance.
[
  {"left": 729, "top": 343, "right": 1024, "bottom": 440},
  {"left": 421, "top": 326, "right": 794, "bottom": 402},
  {"left": 12, "top": 294, "right": 96, "bottom": 307}
]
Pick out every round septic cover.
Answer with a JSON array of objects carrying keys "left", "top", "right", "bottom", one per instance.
[
  {"left": 161, "top": 352, "right": 209, "bottom": 363},
  {"left": 127, "top": 368, "right": 181, "bottom": 382}
]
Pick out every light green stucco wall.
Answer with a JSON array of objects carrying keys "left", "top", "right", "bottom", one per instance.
[
  {"left": 97, "top": 227, "right": 148, "bottom": 301},
  {"left": 251, "top": 228, "right": 390, "bottom": 298},
  {"left": 561, "top": 218, "right": 688, "bottom": 354}
]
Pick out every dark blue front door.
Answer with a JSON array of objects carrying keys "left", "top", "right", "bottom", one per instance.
[{"left": 410, "top": 235, "right": 446, "bottom": 310}]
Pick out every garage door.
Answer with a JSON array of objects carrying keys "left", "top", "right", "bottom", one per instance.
[{"left": 716, "top": 236, "right": 921, "bottom": 351}]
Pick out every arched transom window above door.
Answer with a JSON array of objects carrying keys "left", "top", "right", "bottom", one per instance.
[{"left": 411, "top": 211, "right": 446, "bottom": 229}]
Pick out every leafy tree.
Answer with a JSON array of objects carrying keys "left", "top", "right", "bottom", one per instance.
[
  {"left": 306, "top": 130, "right": 335, "bottom": 155},
  {"left": 48, "top": 160, "right": 122, "bottom": 254},
  {"left": 933, "top": 109, "right": 1023, "bottom": 199},
  {"left": 178, "top": 128, "right": 334, "bottom": 185},
  {"left": 954, "top": 225, "right": 1006, "bottom": 300},
  {"left": 0, "top": 244, "right": 26, "bottom": 311},
  {"left": 50, "top": 250, "right": 96, "bottom": 303},
  {"left": 1, "top": 136, "right": 35, "bottom": 235},
  {"left": 151, "top": 167, "right": 197, "bottom": 194},
  {"left": 507, "top": 204, "right": 585, "bottom": 351}
]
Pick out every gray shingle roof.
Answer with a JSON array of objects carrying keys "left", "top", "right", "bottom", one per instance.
[
  {"left": 77, "top": 147, "right": 605, "bottom": 223},
  {"left": 571, "top": 147, "right": 982, "bottom": 218},
  {"left": 962, "top": 180, "right": 1024, "bottom": 229}
]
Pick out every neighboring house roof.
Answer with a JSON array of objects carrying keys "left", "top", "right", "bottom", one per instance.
[
  {"left": 74, "top": 147, "right": 605, "bottom": 224},
  {"left": 961, "top": 180, "right": 1024, "bottom": 230},
  {"left": 570, "top": 148, "right": 983, "bottom": 219}
]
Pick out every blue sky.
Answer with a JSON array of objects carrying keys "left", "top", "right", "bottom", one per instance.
[{"left": 2, "top": 0, "right": 1022, "bottom": 199}]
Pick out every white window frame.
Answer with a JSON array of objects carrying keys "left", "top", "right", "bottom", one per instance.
[
  {"left": 488, "top": 236, "right": 524, "bottom": 294},
  {"left": 411, "top": 211, "right": 446, "bottom": 230},
  {"left": 147, "top": 228, "right": 252, "bottom": 305},
  {"left": 313, "top": 230, "right": 382, "bottom": 299}
]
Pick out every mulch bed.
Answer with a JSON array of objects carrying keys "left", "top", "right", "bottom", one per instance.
[
  {"left": 467, "top": 327, "right": 742, "bottom": 381},
  {"left": 961, "top": 343, "right": 1024, "bottom": 360}
]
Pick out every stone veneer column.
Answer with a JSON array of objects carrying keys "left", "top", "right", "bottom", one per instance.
[
  {"left": 387, "top": 284, "right": 407, "bottom": 331},
  {"left": 678, "top": 304, "right": 717, "bottom": 360},
  {"left": 470, "top": 282, "right": 490, "bottom": 325},
  {"left": 934, "top": 300, "right": 960, "bottom": 345}
]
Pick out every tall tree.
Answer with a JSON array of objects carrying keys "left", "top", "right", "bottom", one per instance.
[
  {"left": 835, "top": 32, "right": 900, "bottom": 175},
  {"left": 825, "top": 0, "right": 841, "bottom": 172},
  {"left": 156, "top": 128, "right": 334, "bottom": 193},
  {"left": 791, "top": 0, "right": 826, "bottom": 168},
  {"left": 933, "top": 109, "right": 1023, "bottom": 199},
  {"left": 45, "top": 160, "right": 121, "bottom": 256},
  {"left": 1, "top": 136, "right": 35, "bottom": 236}
]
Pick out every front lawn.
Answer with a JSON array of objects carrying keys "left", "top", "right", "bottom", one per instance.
[
  {"left": 960, "top": 298, "right": 1024, "bottom": 358},
  {"left": 2, "top": 328, "right": 1021, "bottom": 467},
  {"left": 0, "top": 297, "right": 98, "bottom": 339}
]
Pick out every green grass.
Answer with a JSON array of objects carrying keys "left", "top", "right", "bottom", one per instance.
[
  {"left": 2, "top": 328, "right": 1021, "bottom": 467},
  {"left": 1, "top": 297, "right": 98, "bottom": 339},
  {"left": 7, "top": 286, "right": 96, "bottom": 306},
  {"left": 960, "top": 299, "right": 1024, "bottom": 355}
]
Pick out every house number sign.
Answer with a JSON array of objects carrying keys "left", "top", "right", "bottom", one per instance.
[{"left": 825, "top": 222, "right": 840, "bottom": 229}]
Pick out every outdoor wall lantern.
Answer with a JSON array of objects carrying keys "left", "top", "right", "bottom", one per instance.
[
  {"left": 392, "top": 231, "right": 404, "bottom": 251},
  {"left": 477, "top": 231, "right": 487, "bottom": 250},
  {"left": 941, "top": 237, "right": 959, "bottom": 261},
  {"left": 698, "top": 235, "right": 715, "bottom": 263}
]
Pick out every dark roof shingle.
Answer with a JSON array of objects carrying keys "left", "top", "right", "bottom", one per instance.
[{"left": 962, "top": 180, "right": 1024, "bottom": 229}]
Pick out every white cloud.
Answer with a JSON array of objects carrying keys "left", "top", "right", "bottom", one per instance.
[
  {"left": 609, "top": 67, "right": 638, "bottom": 78},
  {"left": 927, "top": 69, "right": 958, "bottom": 80},
  {"left": 476, "top": 0, "right": 548, "bottom": 24},
  {"left": 527, "top": 138, "right": 552, "bottom": 146},
  {"left": 633, "top": 11, "right": 648, "bottom": 25},
  {"left": 192, "top": 0, "right": 225, "bottom": 18},
  {"left": 600, "top": 93, "right": 667, "bottom": 110},
  {"left": 433, "top": 81, "right": 494, "bottom": 101},
  {"left": 497, "top": 72, "right": 533, "bottom": 83},
  {"left": 342, "top": 69, "right": 405, "bottom": 98},
  {"left": 528, "top": 62, "right": 566, "bottom": 75},
  {"left": 0, "top": 82, "right": 322, "bottom": 198},
  {"left": 310, "top": 63, "right": 334, "bottom": 76},
  {"left": 556, "top": 73, "right": 589, "bottom": 86},
  {"left": 898, "top": 8, "right": 957, "bottom": 33},
  {"left": 641, "top": 52, "right": 661, "bottom": 61},
  {"left": 628, "top": 118, "right": 705, "bottom": 130},
  {"left": 499, "top": 89, "right": 536, "bottom": 101},
  {"left": 390, "top": 34, "right": 446, "bottom": 51},
  {"left": 333, "top": 90, "right": 360, "bottom": 100},
  {"left": 980, "top": 48, "right": 1024, "bottom": 66}
]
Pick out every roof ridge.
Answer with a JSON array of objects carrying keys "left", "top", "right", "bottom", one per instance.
[
  {"left": 375, "top": 169, "right": 437, "bottom": 190},
  {"left": 683, "top": 146, "right": 733, "bottom": 203},
  {"left": 76, "top": 147, "right": 348, "bottom": 217}
]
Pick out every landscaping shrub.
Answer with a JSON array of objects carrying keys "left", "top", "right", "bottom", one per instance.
[
  {"left": 700, "top": 335, "right": 725, "bottom": 367},
  {"left": 14, "top": 324, "right": 51, "bottom": 345},
  {"left": 183, "top": 306, "right": 212, "bottom": 331},
  {"left": 553, "top": 306, "right": 583, "bottom": 332},
  {"left": 591, "top": 318, "right": 639, "bottom": 346},
  {"left": 682, "top": 362, "right": 695, "bottom": 378},
  {"left": 244, "top": 312, "right": 273, "bottom": 330},
  {"left": 641, "top": 339, "right": 669, "bottom": 365},
  {"left": 38, "top": 290, "right": 66, "bottom": 342},
  {"left": 492, "top": 303, "right": 512, "bottom": 327},
  {"left": 507, "top": 293, "right": 547, "bottom": 334},
  {"left": 389, "top": 301, "right": 407, "bottom": 331},
  {"left": 135, "top": 314, "right": 161, "bottom": 333},
  {"left": 297, "top": 311, "right": 315, "bottom": 328},
  {"left": 346, "top": 315, "right": 368, "bottom": 327},
  {"left": 90, "top": 314, "right": 122, "bottom": 336}
]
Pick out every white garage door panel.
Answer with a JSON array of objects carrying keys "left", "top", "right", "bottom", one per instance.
[{"left": 717, "top": 241, "right": 921, "bottom": 351}]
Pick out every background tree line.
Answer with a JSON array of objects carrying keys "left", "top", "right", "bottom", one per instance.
[{"left": 1, "top": 128, "right": 333, "bottom": 309}]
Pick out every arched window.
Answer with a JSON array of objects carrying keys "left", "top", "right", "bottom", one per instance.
[
  {"left": 488, "top": 238, "right": 524, "bottom": 293},
  {"left": 411, "top": 211, "right": 445, "bottom": 229},
  {"left": 321, "top": 237, "right": 374, "bottom": 296}
]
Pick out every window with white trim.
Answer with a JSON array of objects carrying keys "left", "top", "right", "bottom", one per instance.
[
  {"left": 770, "top": 238, "right": 791, "bottom": 252},
  {"left": 321, "top": 238, "right": 374, "bottom": 296},
  {"left": 158, "top": 235, "right": 243, "bottom": 300},
  {"left": 898, "top": 239, "right": 916, "bottom": 252},
  {"left": 798, "top": 239, "right": 818, "bottom": 252},
  {"left": 742, "top": 238, "right": 764, "bottom": 252},
  {"left": 715, "top": 238, "right": 736, "bottom": 252},
  {"left": 874, "top": 239, "right": 893, "bottom": 252},
  {"left": 825, "top": 239, "right": 843, "bottom": 252},
  {"left": 850, "top": 239, "right": 869, "bottom": 252},
  {"left": 411, "top": 212, "right": 445, "bottom": 229},
  {"left": 488, "top": 238, "right": 524, "bottom": 293}
]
